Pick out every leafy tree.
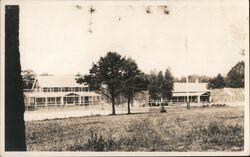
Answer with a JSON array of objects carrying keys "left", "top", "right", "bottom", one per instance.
[
  {"left": 207, "top": 73, "right": 226, "bottom": 89},
  {"left": 161, "top": 68, "right": 174, "bottom": 102},
  {"left": 76, "top": 52, "right": 127, "bottom": 115},
  {"left": 226, "top": 61, "right": 245, "bottom": 88},
  {"left": 5, "top": 5, "right": 26, "bottom": 151},
  {"left": 121, "top": 58, "right": 148, "bottom": 114},
  {"left": 21, "top": 69, "right": 36, "bottom": 89}
]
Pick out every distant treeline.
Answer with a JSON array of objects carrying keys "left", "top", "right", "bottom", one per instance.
[
  {"left": 174, "top": 61, "right": 245, "bottom": 89},
  {"left": 174, "top": 75, "right": 212, "bottom": 83}
]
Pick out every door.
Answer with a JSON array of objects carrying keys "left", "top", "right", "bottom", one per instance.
[{"left": 84, "top": 96, "right": 89, "bottom": 105}]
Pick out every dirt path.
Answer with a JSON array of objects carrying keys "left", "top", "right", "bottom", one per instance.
[{"left": 24, "top": 105, "right": 149, "bottom": 121}]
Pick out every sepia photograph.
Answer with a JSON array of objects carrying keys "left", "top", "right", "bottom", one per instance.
[{"left": 1, "top": 0, "right": 249, "bottom": 156}]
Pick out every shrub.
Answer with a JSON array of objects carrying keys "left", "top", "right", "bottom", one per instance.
[
  {"left": 202, "top": 104, "right": 209, "bottom": 108},
  {"left": 69, "top": 130, "right": 122, "bottom": 151},
  {"left": 211, "top": 104, "right": 227, "bottom": 107},
  {"left": 187, "top": 121, "right": 244, "bottom": 150},
  {"left": 123, "top": 119, "right": 164, "bottom": 151}
]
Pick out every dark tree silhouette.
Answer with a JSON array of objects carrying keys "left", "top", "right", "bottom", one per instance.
[
  {"left": 148, "top": 70, "right": 174, "bottom": 103},
  {"left": 207, "top": 73, "right": 226, "bottom": 89},
  {"left": 5, "top": 5, "right": 27, "bottom": 151},
  {"left": 226, "top": 61, "right": 245, "bottom": 88},
  {"left": 161, "top": 68, "right": 174, "bottom": 102},
  {"left": 156, "top": 71, "right": 164, "bottom": 97}
]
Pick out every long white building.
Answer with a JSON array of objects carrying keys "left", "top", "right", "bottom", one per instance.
[
  {"left": 24, "top": 75, "right": 102, "bottom": 107},
  {"left": 171, "top": 83, "right": 210, "bottom": 103},
  {"left": 148, "top": 83, "right": 210, "bottom": 105}
]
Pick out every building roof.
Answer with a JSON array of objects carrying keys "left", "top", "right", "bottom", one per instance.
[
  {"left": 25, "top": 91, "right": 99, "bottom": 98},
  {"left": 173, "top": 83, "right": 208, "bottom": 93},
  {"left": 36, "top": 75, "right": 87, "bottom": 88},
  {"left": 172, "top": 91, "right": 209, "bottom": 97}
]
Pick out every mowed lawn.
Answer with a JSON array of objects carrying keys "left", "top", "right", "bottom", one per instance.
[{"left": 25, "top": 106, "right": 244, "bottom": 151}]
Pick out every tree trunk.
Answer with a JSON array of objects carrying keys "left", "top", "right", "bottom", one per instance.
[
  {"left": 131, "top": 96, "right": 134, "bottom": 107},
  {"left": 111, "top": 96, "right": 116, "bottom": 115},
  {"left": 5, "top": 5, "right": 27, "bottom": 151},
  {"left": 127, "top": 93, "right": 131, "bottom": 114}
]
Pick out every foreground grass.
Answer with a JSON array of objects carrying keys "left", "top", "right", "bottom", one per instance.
[{"left": 25, "top": 106, "right": 244, "bottom": 151}]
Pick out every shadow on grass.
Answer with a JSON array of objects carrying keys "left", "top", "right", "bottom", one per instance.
[
  {"left": 35, "top": 111, "right": 150, "bottom": 122},
  {"left": 107, "top": 112, "right": 149, "bottom": 116}
]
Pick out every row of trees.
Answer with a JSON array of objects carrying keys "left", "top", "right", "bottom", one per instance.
[
  {"left": 147, "top": 69, "right": 174, "bottom": 103},
  {"left": 207, "top": 61, "right": 245, "bottom": 89},
  {"left": 175, "top": 74, "right": 212, "bottom": 83}
]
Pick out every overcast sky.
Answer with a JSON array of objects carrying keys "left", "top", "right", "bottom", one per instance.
[{"left": 19, "top": 0, "right": 248, "bottom": 78}]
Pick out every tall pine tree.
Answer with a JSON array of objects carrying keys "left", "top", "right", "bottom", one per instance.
[
  {"left": 226, "top": 61, "right": 245, "bottom": 88},
  {"left": 161, "top": 68, "right": 174, "bottom": 102}
]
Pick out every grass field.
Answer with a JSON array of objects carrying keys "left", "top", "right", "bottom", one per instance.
[{"left": 25, "top": 106, "right": 244, "bottom": 151}]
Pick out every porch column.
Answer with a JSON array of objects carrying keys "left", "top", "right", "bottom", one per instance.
[
  {"left": 45, "top": 97, "right": 48, "bottom": 107},
  {"left": 197, "top": 95, "right": 200, "bottom": 103},
  {"left": 92, "top": 96, "right": 94, "bottom": 105},
  {"left": 61, "top": 97, "right": 63, "bottom": 107},
  {"left": 34, "top": 97, "right": 37, "bottom": 108}
]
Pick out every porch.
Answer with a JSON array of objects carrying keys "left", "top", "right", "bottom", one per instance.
[{"left": 24, "top": 92, "right": 102, "bottom": 109}]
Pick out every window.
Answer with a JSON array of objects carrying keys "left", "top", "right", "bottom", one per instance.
[
  {"left": 65, "top": 88, "right": 69, "bottom": 92},
  {"left": 75, "top": 87, "right": 80, "bottom": 92},
  {"left": 36, "top": 98, "right": 45, "bottom": 105},
  {"left": 48, "top": 97, "right": 55, "bottom": 104},
  {"left": 85, "top": 87, "right": 88, "bottom": 92},
  {"left": 56, "top": 97, "right": 61, "bottom": 104},
  {"left": 54, "top": 88, "right": 59, "bottom": 92},
  {"left": 43, "top": 88, "right": 50, "bottom": 92}
]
